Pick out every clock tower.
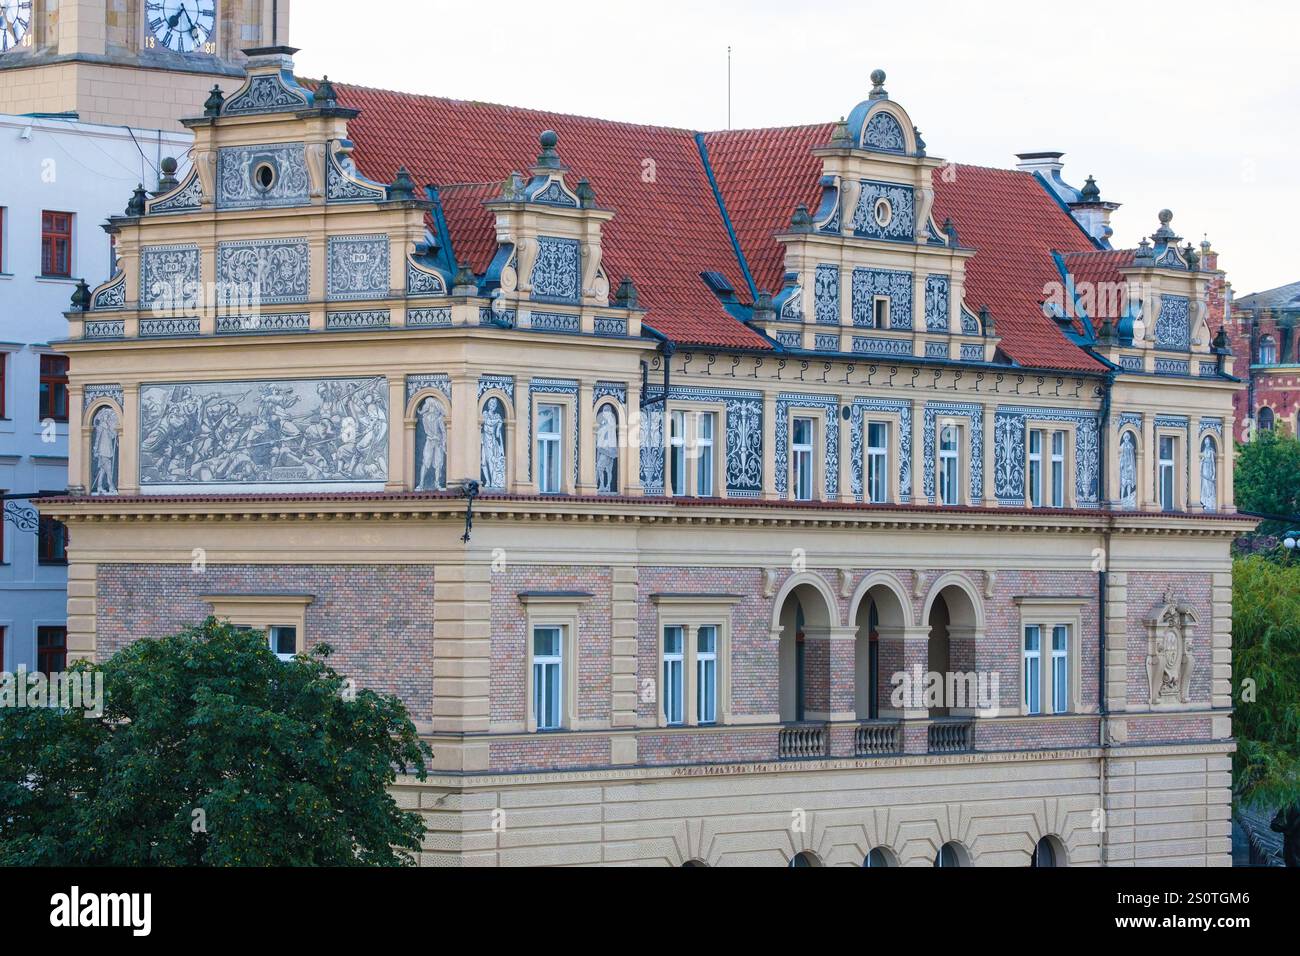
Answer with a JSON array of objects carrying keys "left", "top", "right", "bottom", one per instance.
[{"left": 0, "top": 0, "right": 289, "bottom": 129}]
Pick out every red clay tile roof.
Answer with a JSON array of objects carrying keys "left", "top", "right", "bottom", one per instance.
[
  {"left": 325, "top": 80, "right": 1108, "bottom": 369},
  {"left": 332, "top": 82, "right": 769, "bottom": 349},
  {"left": 1061, "top": 249, "right": 1136, "bottom": 324}
]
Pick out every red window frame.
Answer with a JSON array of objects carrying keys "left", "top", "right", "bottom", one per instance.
[
  {"left": 41, "top": 210, "right": 73, "bottom": 277},
  {"left": 37, "top": 626, "right": 67, "bottom": 675},
  {"left": 39, "top": 354, "right": 69, "bottom": 423}
]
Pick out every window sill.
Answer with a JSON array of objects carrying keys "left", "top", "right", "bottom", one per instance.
[{"left": 36, "top": 275, "right": 75, "bottom": 283}]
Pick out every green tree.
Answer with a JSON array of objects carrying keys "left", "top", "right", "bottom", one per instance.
[
  {"left": 0, "top": 618, "right": 430, "bottom": 866},
  {"left": 1234, "top": 429, "right": 1300, "bottom": 537},
  {"left": 1232, "top": 556, "right": 1300, "bottom": 813}
]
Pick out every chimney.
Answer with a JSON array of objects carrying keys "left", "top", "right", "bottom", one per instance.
[{"left": 1016, "top": 151, "right": 1119, "bottom": 247}]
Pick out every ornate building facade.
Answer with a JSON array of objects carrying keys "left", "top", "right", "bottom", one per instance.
[
  {"left": 42, "top": 49, "right": 1249, "bottom": 866},
  {"left": 1227, "top": 280, "right": 1300, "bottom": 440}
]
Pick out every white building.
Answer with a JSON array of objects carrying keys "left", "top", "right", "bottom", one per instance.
[{"left": 0, "top": 113, "right": 191, "bottom": 671}]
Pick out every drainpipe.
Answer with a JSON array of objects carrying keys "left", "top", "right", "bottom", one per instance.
[{"left": 1095, "top": 369, "right": 1115, "bottom": 865}]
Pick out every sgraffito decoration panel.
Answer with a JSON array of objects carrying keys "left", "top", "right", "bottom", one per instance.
[
  {"left": 1154, "top": 294, "right": 1191, "bottom": 352},
  {"left": 851, "top": 180, "right": 915, "bottom": 241},
  {"left": 851, "top": 267, "right": 912, "bottom": 329},
  {"left": 862, "top": 112, "right": 906, "bottom": 153},
  {"left": 922, "top": 401, "right": 983, "bottom": 502},
  {"left": 138, "top": 377, "right": 388, "bottom": 486},
  {"left": 139, "top": 244, "right": 200, "bottom": 313},
  {"left": 924, "top": 274, "right": 950, "bottom": 332},
  {"left": 814, "top": 264, "right": 840, "bottom": 325},
  {"left": 641, "top": 385, "right": 763, "bottom": 498},
  {"left": 993, "top": 406, "right": 1100, "bottom": 507},
  {"left": 531, "top": 236, "right": 581, "bottom": 302},
  {"left": 216, "top": 143, "right": 310, "bottom": 209},
  {"left": 849, "top": 397, "right": 912, "bottom": 502},
  {"left": 216, "top": 237, "right": 309, "bottom": 304},
  {"left": 775, "top": 393, "right": 839, "bottom": 498},
  {"left": 327, "top": 234, "right": 391, "bottom": 300}
]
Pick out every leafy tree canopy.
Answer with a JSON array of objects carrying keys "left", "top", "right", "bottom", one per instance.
[
  {"left": 1235, "top": 429, "right": 1300, "bottom": 537},
  {"left": 0, "top": 618, "right": 430, "bottom": 866},
  {"left": 1232, "top": 556, "right": 1300, "bottom": 812}
]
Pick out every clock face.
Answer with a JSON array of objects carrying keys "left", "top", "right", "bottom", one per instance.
[
  {"left": 145, "top": 0, "right": 216, "bottom": 54},
  {"left": 0, "top": 1, "right": 32, "bottom": 54}
]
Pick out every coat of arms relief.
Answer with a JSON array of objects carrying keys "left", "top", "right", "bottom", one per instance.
[{"left": 1145, "top": 594, "right": 1197, "bottom": 707}]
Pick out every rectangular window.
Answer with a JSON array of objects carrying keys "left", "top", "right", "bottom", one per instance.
[
  {"left": 537, "top": 403, "right": 563, "bottom": 494},
  {"left": 792, "top": 417, "right": 814, "bottom": 501},
  {"left": 669, "top": 410, "right": 686, "bottom": 496},
  {"left": 1050, "top": 431, "right": 1066, "bottom": 508},
  {"left": 1023, "top": 625, "right": 1041, "bottom": 715},
  {"left": 938, "top": 424, "right": 960, "bottom": 505},
  {"left": 696, "top": 625, "right": 718, "bottom": 724},
  {"left": 873, "top": 296, "right": 889, "bottom": 329},
  {"left": 1158, "top": 436, "right": 1176, "bottom": 511},
  {"left": 0, "top": 351, "right": 7, "bottom": 419},
  {"left": 37, "top": 626, "right": 67, "bottom": 675},
  {"left": 532, "top": 626, "right": 563, "bottom": 730},
  {"left": 39, "top": 354, "right": 69, "bottom": 423},
  {"left": 269, "top": 625, "right": 298, "bottom": 662},
  {"left": 41, "top": 211, "right": 73, "bottom": 277},
  {"left": 866, "top": 421, "right": 889, "bottom": 503},
  {"left": 37, "top": 514, "right": 68, "bottom": 565},
  {"left": 695, "top": 412, "right": 714, "bottom": 497},
  {"left": 1028, "top": 429, "right": 1043, "bottom": 507},
  {"left": 1051, "top": 625, "right": 1069, "bottom": 714},
  {"left": 662, "top": 625, "right": 685, "bottom": 725}
]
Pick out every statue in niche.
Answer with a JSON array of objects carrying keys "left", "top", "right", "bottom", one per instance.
[
  {"left": 415, "top": 397, "right": 447, "bottom": 491},
  {"left": 91, "top": 406, "right": 120, "bottom": 495},
  {"left": 1199, "top": 435, "right": 1217, "bottom": 511},
  {"left": 1118, "top": 430, "right": 1137, "bottom": 508},
  {"left": 595, "top": 406, "right": 618, "bottom": 493},
  {"left": 1146, "top": 599, "right": 1196, "bottom": 706},
  {"left": 480, "top": 397, "right": 506, "bottom": 489}
]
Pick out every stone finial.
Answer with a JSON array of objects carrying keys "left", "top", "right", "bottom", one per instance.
[
  {"left": 125, "top": 183, "right": 148, "bottom": 217},
  {"left": 752, "top": 289, "right": 775, "bottom": 322},
  {"left": 500, "top": 170, "right": 526, "bottom": 201},
  {"left": 70, "top": 278, "right": 91, "bottom": 312},
  {"left": 1183, "top": 242, "right": 1199, "bottom": 270},
  {"left": 790, "top": 203, "right": 812, "bottom": 231},
  {"left": 156, "top": 156, "right": 179, "bottom": 194},
  {"left": 1134, "top": 237, "right": 1154, "bottom": 263},
  {"left": 203, "top": 84, "right": 224, "bottom": 117},
  {"left": 830, "top": 117, "right": 851, "bottom": 147},
  {"left": 869, "top": 68, "right": 888, "bottom": 100},
  {"left": 614, "top": 276, "right": 640, "bottom": 310},
  {"left": 942, "top": 216, "right": 959, "bottom": 246},
  {"left": 913, "top": 126, "right": 926, "bottom": 157},
  {"left": 535, "top": 130, "right": 561, "bottom": 170},
  {"left": 1151, "top": 208, "right": 1179, "bottom": 243},
  {"left": 387, "top": 165, "right": 416, "bottom": 200},
  {"left": 1080, "top": 175, "right": 1100, "bottom": 201},
  {"left": 576, "top": 178, "right": 596, "bottom": 208},
  {"left": 315, "top": 75, "right": 338, "bottom": 109},
  {"left": 1096, "top": 314, "right": 1115, "bottom": 345}
]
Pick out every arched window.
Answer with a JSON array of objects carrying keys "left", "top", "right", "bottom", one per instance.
[
  {"left": 934, "top": 842, "right": 966, "bottom": 867},
  {"left": 681, "top": 859, "right": 708, "bottom": 868},
  {"left": 1258, "top": 335, "right": 1277, "bottom": 365},
  {"left": 1258, "top": 407, "right": 1275, "bottom": 432},
  {"left": 864, "top": 847, "right": 897, "bottom": 867},
  {"left": 1031, "top": 835, "right": 1065, "bottom": 867},
  {"left": 788, "top": 851, "right": 822, "bottom": 867}
]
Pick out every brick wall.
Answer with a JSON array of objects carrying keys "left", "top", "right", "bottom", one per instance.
[
  {"left": 1125, "top": 571, "right": 1213, "bottom": 707},
  {"left": 96, "top": 563, "right": 435, "bottom": 721}
]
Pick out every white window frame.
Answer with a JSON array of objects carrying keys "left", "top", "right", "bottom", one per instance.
[
  {"left": 1050, "top": 624, "right": 1069, "bottom": 715},
  {"left": 1050, "top": 430, "right": 1066, "bottom": 508},
  {"left": 662, "top": 625, "right": 685, "bottom": 726},
  {"left": 669, "top": 409, "right": 687, "bottom": 496},
  {"left": 1028, "top": 429, "right": 1043, "bottom": 507},
  {"left": 532, "top": 625, "right": 564, "bottom": 730},
  {"left": 696, "top": 411, "right": 715, "bottom": 497},
  {"left": 537, "top": 402, "right": 564, "bottom": 494},
  {"left": 873, "top": 295, "right": 890, "bottom": 330},
  {"left": 791, "top": 415, "right": 815, "bottom": 501},
  {"left": 696, "top": 624, "right": 719, "bottom": 724},
  {"left": 866, "top": 420, "right": 890, "bottom": 504},
  {"left": 651, "top": 595, "right": 737, "bottom": 727},
  {"left": 937, "top": 422, "right": 961, "bottom": 506},
  {"left": 1157, "top": 433, "right": 1178, "bottom": 511},
  {"left": 1014, "top": 597, "right": 1087, "bottom": 716},
  {"left": 202, "top": 594, "right": 312, "bottom": 663},
  {"left": 519, "top": 593, "right": 587, "bottom": 732},
  {"left": 1023, "top": 625, "right": 1042, "bottom": 716}
]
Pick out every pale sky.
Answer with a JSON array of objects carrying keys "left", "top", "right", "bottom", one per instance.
[{"left": 293, "top": 0, "right": 1298, "bottom": 297}]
